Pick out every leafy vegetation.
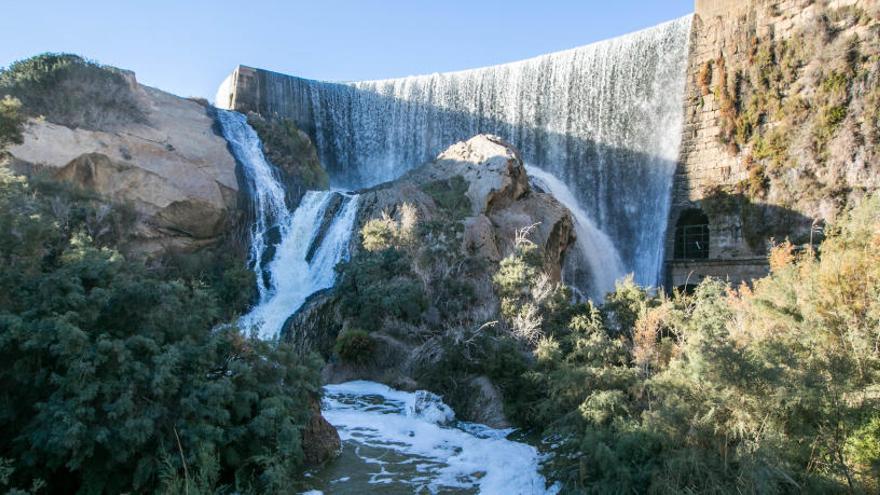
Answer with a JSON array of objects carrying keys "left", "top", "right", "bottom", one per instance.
[
  {"left": 0, "top": 118, "right": 322, "bottom": 492},
  {"left": 334, "top": 329, "right": 377, "bottom": 365},
  {"left": 0, "top": 96, "right": 25, "bottom": 151},
  {"left": 246, "top": 113, "right": 329, "bottom": 195},
  {"left": 334, "top": 178, "right": 481, "bottom": 340},
  {"left": 336, "top": 242, "right": 427, "bottom": 333},
  {"left": 486, "top": 195, "right": 880, "bottom": 493},
  {"left": 420, "top": 175, "right": 471, "bottom": 220},
  {"left": 0, "top": 53, "right": 147, "bottom": 130}
]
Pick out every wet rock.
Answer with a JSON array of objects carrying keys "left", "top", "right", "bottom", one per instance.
[
  {"left": 301, "top": 396, "right": 340, "bottom": 466},
  {"left": 282, "top": 289, "right": 341, "bottom": 357},
  {"left": 305, "top": 192, "right": 346, "bottom": 263},
  {"left": 467, "top": 375, "right": 512, "bottom": 429},
  {"left": 407, "top": 390, "right": 456, "bottom": 426}
]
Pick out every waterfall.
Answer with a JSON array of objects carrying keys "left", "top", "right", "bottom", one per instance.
[
  {"left": 527, "top": 165, "right": 625, "bottom": 300},
  {"left": 216, "top": 110, "right": 359, "bottom": 339},
  {"left": 234, "top": 16, "right": 692, "bottom": 287}
]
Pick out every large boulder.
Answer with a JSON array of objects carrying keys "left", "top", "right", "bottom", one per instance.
[
  {"left": 407, "top": 134, "right": 530, "bottom": 216},
  {"left": 361, "top": 135, "right": 574, "bottom": 278},
  {"left": 4, "top": 76, "right": 240, "bottom": 255},
  {"left": 301, "top": 396, "right": 341, "bottom": 466},
  {"left": 292, "top": 134, "right": 575, "bottom": 427}
]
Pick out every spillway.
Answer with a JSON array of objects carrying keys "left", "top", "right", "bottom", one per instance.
[
  {"left": 219, "top": 16, "right": 692, "bottom": 287},
  {"left": 217, "top": 110, "right": 359, "bottom": 339},
  {"left": 527, "top": 165, "right": 626, "bottom": 300}
]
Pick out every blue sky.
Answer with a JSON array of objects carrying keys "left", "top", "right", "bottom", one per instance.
[{"left": 1, "top": 1, "right": 694, "bottom": 99}]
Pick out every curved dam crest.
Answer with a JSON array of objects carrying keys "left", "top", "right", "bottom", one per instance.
[{"left": 218, "top": 15, "right": 692, "bottom": 288}]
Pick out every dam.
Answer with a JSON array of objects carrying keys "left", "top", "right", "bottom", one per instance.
[{"left": 216, "top": 16, "right": 693, "bottom": 289}]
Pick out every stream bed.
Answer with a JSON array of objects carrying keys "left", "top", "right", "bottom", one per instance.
[{"left": 297, "top": 381, "right": 558, "bottom": 494}]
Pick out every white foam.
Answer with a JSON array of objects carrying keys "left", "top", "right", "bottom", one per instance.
[
  {"left": 239, "top": 191, "right": 359, "bottom": 338},
  {"left": 216, "top": 110, "right": 360, "bottom": 339},
  {"left": 323, "top": 381, "right": 558, "bottom": 494}
]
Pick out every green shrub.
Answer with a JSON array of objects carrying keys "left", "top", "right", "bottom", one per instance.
[
  {"left": 247, "top": 113, "right": 329, "bottom": 191},
  {"left": 0, "top": 169, "right": 316, "bottom": 493},
  {"left": 822, "top": 103, "right": 849, "bottom": 130},
  {"left": 0, "top": 96, "right": 24, "bottom": 150},
  {"left": 519, "top": 195, "right": 880, "bottom": 493},
  {"left": 752, "top": 126, "right": 790, "bottom": 172},
  {"left": 336, "top": 248, "right": 427, "bottom": 332},
  {"left": 420, "top": 175, "right": 471, "bottom": 220},
  {"left": 161, "top": 245, "right": 257, "bottom": 318},
  {"left": 435, "top": 277, "right": 477, "bottom": 318},
  {"left": 822, "top": 70, "right": 850, "bottom": 95},
  {"left": 361, "top": 215, "right": 398, "bottom": 252},
  {"left": 0, "top": 53, "right": 146, "bottom": 130},
  {"left": 334, "top": 329, "right": 376, "bottom": 365},
  {"left": 493, "top": 236, "right": 542, "bottom": 302}
]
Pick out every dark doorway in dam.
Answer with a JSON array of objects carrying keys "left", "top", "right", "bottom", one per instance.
[
  {"left": 676, "top": 284, "right": 699, "bottom": 296},
  {"left": 674, "top": 209, "right": 710, "bottom": 259}
]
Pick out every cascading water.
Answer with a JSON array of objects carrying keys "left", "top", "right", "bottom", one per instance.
[
  {"left": 216, "top": 110, "right": 560, "bottom": 495},
  {"left": 527, "top": 165, "right": 625, "bottom": 300},
  {"left": 233, "top": 16, "right": 692, "bottom": 287},
  {"left": 239, "top": 191, "right": 358, "bottom": 339},
  {"left": 215, "top": 17, "right": 692, "bottom": 491},
  {"left": 216, "top": 110, "right": 359, "bottom": 339}
]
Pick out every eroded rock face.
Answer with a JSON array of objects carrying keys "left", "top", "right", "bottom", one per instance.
[
  {"left": 292, "top": 134, "right": 575, "bottom": 427},
  {"left": 467, "top": 375, "right": 511, "bottom": 429},
  {"left": 371, "top": 134, "right": 574, "bottom": 278},
  {"left": 409, "top": 135, "right": 530, "bottom": 216},
  {"left": 5, "top": 81, "right": 240, "bottom": 255},
  {"left": 301, "top": 396, "right": 341, "bottom": 466}
]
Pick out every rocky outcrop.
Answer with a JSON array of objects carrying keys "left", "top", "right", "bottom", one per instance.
[
  {"left": 378, "top": 135, "right": 575, "bottom": 281},
  {"left": 282, "top": 289, "right": 341, "bottom": 357},
  {"left": 409, "top": 134, "right": 530, "bottom": 216},
  {"left": 467, "top": 375, "right": 511, "bottom": 429},
  {"left": 4, "top": 77, "right": 240, "bottom": 255},
  {"left": 301, "top": 396, "right": 341, "bottom": 466},
  {"left": 292, "top": 134, "right": 575, "bottom": 427}
]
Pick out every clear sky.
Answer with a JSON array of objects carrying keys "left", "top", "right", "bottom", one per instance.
[{"left": 1, "top": 0, "right": 694, "bottom": 99}]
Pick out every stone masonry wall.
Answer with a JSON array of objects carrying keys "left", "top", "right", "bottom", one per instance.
[{"left": 664, "top": 0, "right": 875, "bottom": 290}]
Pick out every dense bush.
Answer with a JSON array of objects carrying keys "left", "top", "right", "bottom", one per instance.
[
  {"left": 0, "top": 53, "right": 147, "bottom": 130},
  {"left": 336, "top": 247, "right": 427, "bottom": 333},
  {"left": 0, "top": 164, "right": 320, "bottom": 493},
  {"left": 359, "top": 204, "right": 417, "bottom": 253},
  {"left": 247, "top": 113, "right": 329, "bottom": 195},
  {"left": 420, "top": 175, "right": 471, "bottom": 220},
  {"left": 334, "top": 329, "right": 377, "bottom": 365},
  {"left": 334, "top": 202, "right": 430, "bottom": 333},
  {"left": 496, "top": 195, "right": 880, "bottom": 493},
  {"left": 0, "top": 96, "right": 24, "bottom": 150},
  {"left": 493, "top": 228, "right": 575, "bottom": 344}
]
